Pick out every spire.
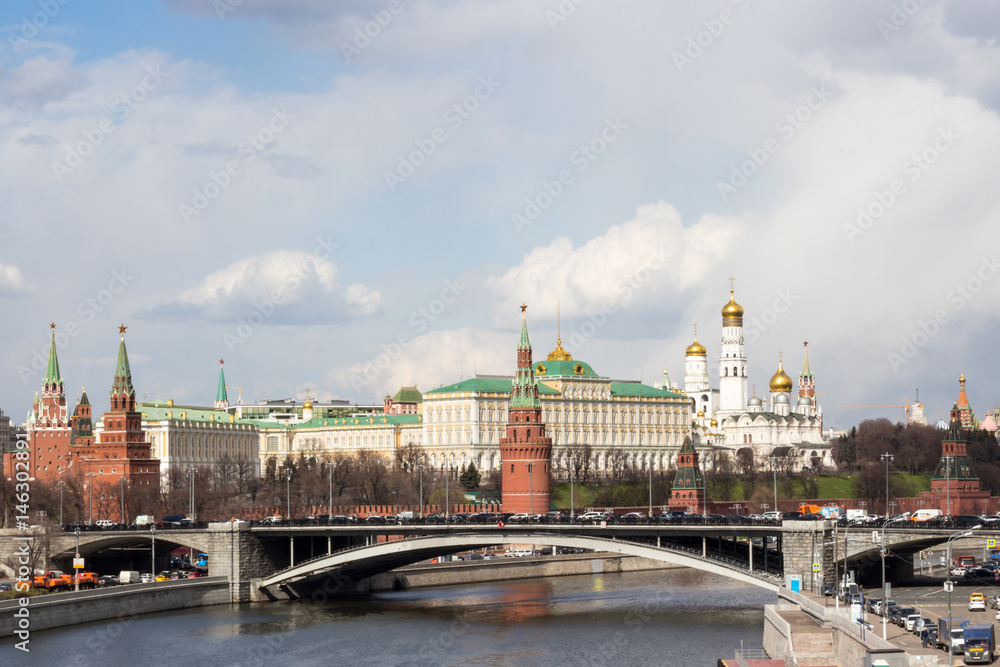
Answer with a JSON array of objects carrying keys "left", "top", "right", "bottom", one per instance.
[
  {"left": 518, "top": 303, "right": 531, "bottom": 350},
  {"left": 511, "top": 304, "right": 541, "bottom": 409},
  {"left": 547, "top": 300, "right": 572, "bottom": 361},
  {"left": 215, "top": 359, "right": 229, "bottom": 409},
  {"left": 800, "top": 341, "right": 812, "bottom": 377},
  {"left": 659, "top": 362, "right": 672, "bottom": 390},
  {"left": 110, "top": 324, "right": 136, "bottom": 405},
  {"left": 44, "top": 322, "right": 63, "bottom": 386}
]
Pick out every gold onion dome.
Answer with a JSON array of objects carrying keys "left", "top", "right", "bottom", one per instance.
[
  {"left": 710, "top": 418, "right": 718, "bottom": 427},
  {"left": 686, "top": 336, "right": 707, "bottom": 357},
  {"left": 697, "top": 410, "right": 705, "bottom": 418},
  {"left": 722, "top": 287, "right": 744, "bottom": 325},
  {"left": 769, "top": 358, "right": 793, "bottom": 393}
]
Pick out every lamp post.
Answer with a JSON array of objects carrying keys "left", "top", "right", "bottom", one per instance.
[
  {"left": 948, "top": 527, "right": 980, "bottom": 663},
  {"left": 771, "top": 458, "right": 778, "bottom": 513},
  {"left": 119, "top": 477, "right": 126, "bottom": 525},
  {"left": 151, "top": 525, "right": 156, "bottom": 581},
  {"left": 284, "top": 469, "right": 291, "bottom": 519},
  {"left": 648, "top": 457, "right": 653, "bottom": 519},
  {"left": 57, "top": 481, "right": 65, "bottom": 527},
  {"left": 187, "top": 469, "right": 196, "bottom": 520},
  {"left": 418, "top": 461, "right": 423, "bottom": 519},
  {"left": 86, "top": 472, "right": 96, "bottom": 525},
  {"left": 570, "top": 459, "right": 575, "bottom": 521},
  {"left": 526, "top": 462, "right": 534, "bottom": 515},
  {"left": 879, "top": 516, "right": 904, "bottom": 639},
  {"left": 879, "top": 453, "right": 894, "bottom": 640},
  {"left": 328, "top": 461, "right": 333, "bottom": 524},
  {"left": 74, "top": 527, "right": 80, "bottom": 592},
  {"left": 445, "top": 465, "right": 450, "bottom": 519}
]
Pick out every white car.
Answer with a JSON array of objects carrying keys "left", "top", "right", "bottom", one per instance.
[
  {"left": 952, "top": 566, "right": 969, "bottom": 576},
  {"left": 905, "top": 614, "right": 921, "bottom": 631},
  {"left": 970, "top": 598, "right": 987, "bottom": 612}
]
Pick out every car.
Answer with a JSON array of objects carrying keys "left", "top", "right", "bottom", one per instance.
[
  {"left": 905, "top": 614, "right": 922, "bottom": 631},
  {"left": 96, "top": 575, "right": 119, "bottom": 587},
  {"left": 446, "top": 514, "right": 468, "bottom": 524},
  {"left": 619, "top": 512, "right": 647, "bottom": 524},
  {"left": 970, "top": 598, "right": 987, "bottom": 611},
  {"left": 422, "top": 513, "right": 446, "bottom": 524},
  {"left": 866, "top": 597, "right": 882, "bottom": 614},
  {"left": 187, "top": 570, "right": 207, "bottom": 578},
  {"left": 364, "top": 515, "right": 386, "bottom": 525},
  {"left": 94, "top": 519, "right": 116, "bottom": 529},
  {"left": 892, "top": 606, "right": 915, "bottom": 626},
  {"left": 822, "top": 584, "right": 834, "bottom": 596},
  {"left": 139, "top": 573, "right": 153, "bottom": 584},
  {"left": 577, "top": 511, "right": 606, "bottom": 524},
  {"left": 952, "top": 566, "right": 970, "bottom": 576},
  {"left": 259, "top": 516, "right": 284, "bottom": 525},
  {"left": 781, "top": 511, "right": 803, "bottom": 520},
  {"left": 155, "top": 571, "right": 171, "bottom": 582},
  {"left": 0, "top": 583, "right": 12, "bottom": 592},
  {"left": 966, "top": 568, "right": 993, "bottom": 579},
  {"left": 508, "top": 513, "right": 533, "bottom": 523}
]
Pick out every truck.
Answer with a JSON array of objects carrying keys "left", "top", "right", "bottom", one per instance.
[
  {"left": 963, "top": 624, "right": 995, "bottom": 664},
  {"left": 819, "top": 506, "right": 841, "bottom": 519},
  {"left": 955, "top": 555, "right": 976, "bottom": 568},
  {"left": 846, "top": 508, "right": 867, "bottom": 523},
  {"left": 937, "top": 616, "right": 970, "bottom": 653},
  {"left": 797, "top": 504, "right": 822, "bottom": 516},
  {"left": 134, "top": 515, "right": 155, "bottom": 527},
  {"left": 118, "top": 570, "right": 141, "bottom": 584},
  {"left": 31, "top": 570, "right": 72, "bottom": 591}
]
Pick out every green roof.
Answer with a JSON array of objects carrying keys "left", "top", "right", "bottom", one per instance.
[
  {"left": 140, "top": 402, "right": 235, "bottom": 424},
  {"left": 533, "top": 359, "right": 599, "bottom": 378},
  {"left": 427, "top": 377, "right": 561, "bottom": 396},
  {"left": 44, "top": 329, "right": 62, "bottom": 385},
  {"left": 111, "top": 336, "right": 135, "bottom": 399},
  {"left": 392, "top": 386, "right": 423, "bottom": 403},
  {"left": 245, "top": 413, "right": 423, "bottom": 430},
  {"left": 609, "top": 381, "right": 687, "bottom": 399},
  {"left": 216, "top": 364, "right": 228, "bottom": 404}
]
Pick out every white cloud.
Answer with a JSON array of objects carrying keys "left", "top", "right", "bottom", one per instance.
[
  {"left": 0, "top": 262, "right": 32, "bottom": 295},
  {"left": 486, "top": 202, "right": 744, "bottom": 323},
  {"left": 143, "top": 250, "right": 383, "bottom": 323}
]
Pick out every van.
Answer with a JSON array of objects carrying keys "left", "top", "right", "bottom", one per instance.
[
  {"left": 911, "top": 509, "right": 942, "bottom": 522},
  {"left": 119, "top": 570, "right": 141, "bottom": 584},
  {"left": 95, "top": 519, "right": 116, "bottom": 529},
  {"left": 134, "top": 515, "right": 154, "bottom": 527}
]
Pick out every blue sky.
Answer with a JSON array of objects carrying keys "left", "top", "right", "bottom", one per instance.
[{"left": 1, "top": 0, "right": 1000, "bottom": 431}]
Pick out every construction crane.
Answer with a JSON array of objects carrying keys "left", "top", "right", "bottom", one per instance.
[{"left": 835, "top": 400, "right": 913, "bottom": 424}]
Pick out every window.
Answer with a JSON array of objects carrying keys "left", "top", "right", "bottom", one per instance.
[{"left": 511, "top": 464, "right": 514, "bottom": 473}]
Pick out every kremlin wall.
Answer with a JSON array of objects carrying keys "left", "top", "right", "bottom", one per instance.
[{"left": 3, "top": 283, "right": 998, "bottom": 520}]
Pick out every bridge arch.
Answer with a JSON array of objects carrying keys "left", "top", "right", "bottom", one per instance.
[{"left": 260, "top": 532, "right": 780, "bottom": 597}]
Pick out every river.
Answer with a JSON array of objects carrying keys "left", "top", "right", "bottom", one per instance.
[{"left": 2, "top": 568, "right": 775, "bottom": 666}]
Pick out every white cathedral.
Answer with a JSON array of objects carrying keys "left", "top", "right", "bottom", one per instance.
[{"left": 662, "top": 282, "right": 834, "bottom": 472}]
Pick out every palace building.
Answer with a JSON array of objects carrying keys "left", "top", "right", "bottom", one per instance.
[{"left": 421, "top": 313, "right": 693, "bottom": 478}]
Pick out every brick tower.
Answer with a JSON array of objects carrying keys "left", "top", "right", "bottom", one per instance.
[
  {"left": 75, "top": 325, "right": 159, "bottom": 522},
  {"left": 670, "top": 436, "right": 706, "bottom": 513},
  {"left": 499, "top": 304, "right": 552, "bottom": 514},
  {"left": 26, "top": 324, "right": 72, "bottom": 480},
  {"left": 924, "top": 405, "right": 986, "bottom": 514}
]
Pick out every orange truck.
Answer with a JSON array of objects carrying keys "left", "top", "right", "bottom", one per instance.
[
  {"left": 31, "top": 570, "right": 73, "bottom": 591},
  {"left": 797, "top": 504, "right": 822, "bottom": 516},
  {"left": 75, "top": 572, "right": 98, "bottom": 589}
]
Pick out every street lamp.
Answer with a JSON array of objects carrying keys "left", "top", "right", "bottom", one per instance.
[
  {"left": 57, "top": 481, "right": 65, "bottom": 526},
  {"left": 86, "top": 472, "right": 96, "bottom": 525},
  {"left": 570, "top": 456, "right": 575, "bottom": 521},
  {"left": 74, "top": 527, "right": 80, "bottom": 592},
  {"left": 328, "top": 460, "right": 333, "bottom": 524},
  {"left": 151, "top": 525, "right": 156, "bottom": 581},
  {"left": 948, "top": 527, "right": 980, "bottom": 663},
  {"left": 417, "top": 461, "right": 423, "bottom": 519},
  {"left": 879, "top": 516, "right": 905, "bottom": 639},
  {"left": 284, "top": 468, "right": 291, "bottom": 519},
  {"left": 648, "top": 456, "right": 653, "bottom": 519},
  {"left": 187, "top": 469, "right": 196, "bottom": 520},
  {"left": 119, "top": 477, "right": 126, "bottom": 525},
  {"left": 526, "top": 462, "right": 535, "bottom": 515}
]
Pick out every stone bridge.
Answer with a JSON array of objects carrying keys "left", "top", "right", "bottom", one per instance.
[{"left": 1, "top": 521, "right": 987, "bottom": 602}]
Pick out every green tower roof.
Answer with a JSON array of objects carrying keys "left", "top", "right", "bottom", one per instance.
[
  {"left": 110, "top": 332, "right": 135, "bottom": 399},
  {"left": 44, "top": 327, "right": 62, "bottom": 385},
  {"left": 216, "top": 363, "right": 228, "bottom": 404}
]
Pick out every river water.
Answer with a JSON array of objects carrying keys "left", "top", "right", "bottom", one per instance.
[{"left": 3, "top": 568, "right": 775, "bottom": 666}]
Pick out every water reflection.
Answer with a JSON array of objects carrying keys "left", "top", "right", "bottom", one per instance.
[{"left": 6, "top": 568, "right": 777, "bottom": 667}]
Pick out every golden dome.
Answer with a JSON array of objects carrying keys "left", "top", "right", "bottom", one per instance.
[
  {"left": 685, "top": 323, "right": 707, "bottom": 356},
  {"left": 710, "top": 418, "right": 718, "bottom": 427},
  {"left": 768, "top": 358, "right": 793, "bottom": 393},
  {"left": 547, "top": 337, "right": 572, "bottom": 361},
  {"left": 303, "top": 399, "right": 313, "bottom": 409},
  {"left": 697, "top": 410, "right": 705, "bottom": 418},
  {"left": 722, "top": 286, "right": 744, "bottom": 325}
]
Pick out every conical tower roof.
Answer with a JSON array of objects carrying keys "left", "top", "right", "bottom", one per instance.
[
  {"left": 44, "top": 324, "right": 63, "bottom": 386},
  {"left": 110, "top": 325, "right": 135, "bottom": 400},
  {"left": 799, "top": 341, "right": 813, "bottom": 378},
  {"left": 510, "top": 305, "right": 541, "bottom": 410},
  {"left": 216, "top": 359, "right": 229, "bottom": 406}
]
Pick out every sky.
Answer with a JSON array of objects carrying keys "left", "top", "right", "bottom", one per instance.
[{"left": 1, "top": 0, "right": 999, "bottom": 432}]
